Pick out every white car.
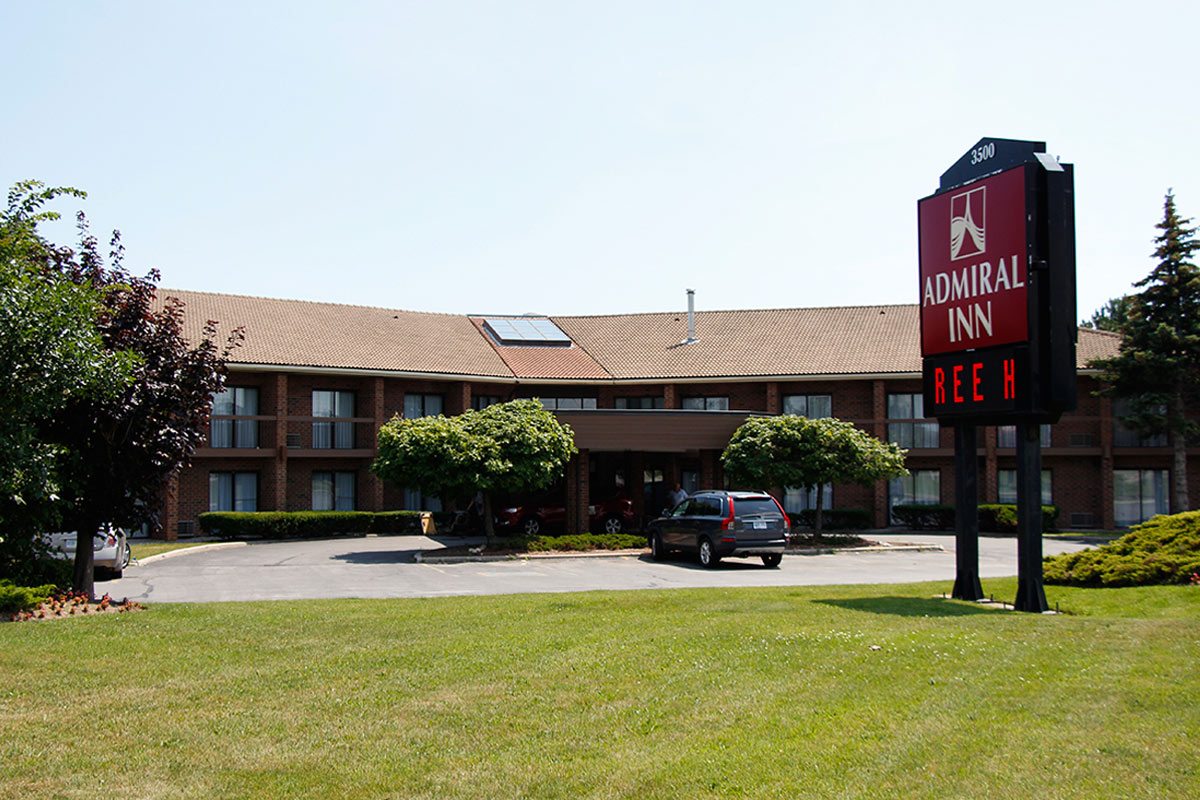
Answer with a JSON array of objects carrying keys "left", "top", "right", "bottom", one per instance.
[{"left": 41, "top": 524, "right": 132, "bottom": 580}]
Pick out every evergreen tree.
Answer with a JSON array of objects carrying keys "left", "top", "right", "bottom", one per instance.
[
  {"left": 1093, "top": 192, "right": 1200, "bottom": 512},
  {"left": 1081, "top": 295, "right": 1132, "bottom": 332}
]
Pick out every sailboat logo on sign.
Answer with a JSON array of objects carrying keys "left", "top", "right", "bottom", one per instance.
[{"left": 949, "top": 186, "right": 986, "bottom": 261}]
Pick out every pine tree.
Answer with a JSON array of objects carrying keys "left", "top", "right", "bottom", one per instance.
[{"left": 1094, "top": 192, "right": 1200, "bottom": 512}]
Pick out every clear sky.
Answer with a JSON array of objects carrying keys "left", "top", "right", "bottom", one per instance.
[{"left": 4, "top": 1, "right": 1196, "bottom": 321}]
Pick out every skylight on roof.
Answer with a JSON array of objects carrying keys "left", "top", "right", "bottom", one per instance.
[{"left": 482, "top": 317, "right": 572, "bottom": 346}]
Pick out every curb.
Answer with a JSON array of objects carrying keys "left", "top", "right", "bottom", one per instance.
[
  {"left": 415, "top": 543, "right": 943, "bottom": 564},
  {"left": 134, "top": 541, "right": 247, "bottom": 565}
]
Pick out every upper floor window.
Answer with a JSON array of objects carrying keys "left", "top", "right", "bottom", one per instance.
[
  {"left": 404, "top": 393, "right": 443, "bottom": 419},
  {"left": 887, "top": 393, "right": 939, "bottom": 449},
  {"left": 539, "top": 397, "right": 598, "bottom": 410},
  {"left": 997, "top": 424, "right": 1052, "bottom": 449},
  {"left": 782, "top": 394, "right": 832, "bottom": 419},
  {"left": 615, "top": 396, "right": 665, "bottom": 410},
  {"left": 313, "top": 390, "right": 355, "bottom": 449},
  {"left": 209, "top": 471, "right": 257, "bottom": 512},
  {"left": 1112, "top": 397, "right": 1168, "bottom": 447},
  {"left": 682, "top": 396, "right": 729, "bottom": 411},
  {"left": 211, "top": 387, "right": 259, "bottom": 448},
  {"left": 472, "top": 395, "right": 503, "bottom": 411},
  {"left": 312, "top": 471, "right": 356, "bottom": 511}
]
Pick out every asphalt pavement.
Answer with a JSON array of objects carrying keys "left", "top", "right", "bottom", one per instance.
[{"left": 100, "top": 533, "right": 1096, "bottom": 604}]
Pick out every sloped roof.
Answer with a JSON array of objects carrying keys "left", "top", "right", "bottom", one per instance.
[
  {"left": 162, "top": 289, "right": 512, "bottom": 377},
  {"left": 162, "top": 289, "right": 1121, "bottom": 380}
]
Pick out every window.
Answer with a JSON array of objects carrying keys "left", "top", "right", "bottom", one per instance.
[
  {"left": 887, "top": 393, "right": 940, "bottom": 448},
  {"left": 472, "top": 395, "right": 503, "bottom": 410},
  {"left": 538, "top": 397, "right": 598, "bottom": 410},
  {"left": 312, "top": 472, "right": 355, "bottom": 511},
  {"left": 782, "top": 394, "right": 832, "bottom": 418},
  {"left": 313, "top": 390, "right": 355, "bottom": 449},
  {"left": 1114, "top": 469, "right": 1169, "bottom": 527},
  {"left": 211, "top": 387, "right": 259, "bottom": 448},
  {"left": 404, "top": 393, "right": 444, "bottom": 419},
  {"left": 682, "top": 396, "right": 730, "bottom": 410},
  {"left": 1112, "top": 398, "right": 1168, "bottom": 447},
  {"left": 615, "top": 396, "right": 665, "bottom": 409},
  {"left": 888, "top": 470, "right": 940, "bottom": 522},
  {"left": 209, "top": 472, "right": 257, "bottom": 512},
  {"left": 784, "top": 484, "right": 832, "bottom": 514},
  {"left": 997, "top": 470, "right": 1053, "bottom": 505},
  {"left": 681, "top": 469, "right": 700, "bottom": 495},
  {"left": 403, "top": 488, "right": 442, "bottom": 513},
  {"left": 997, "top": 424, "right": 1052, "bottom": 448}
]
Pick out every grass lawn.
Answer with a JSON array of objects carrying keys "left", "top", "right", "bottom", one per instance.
[{"left": 2, "top": 580, "right": 1197, "bottom": 800}]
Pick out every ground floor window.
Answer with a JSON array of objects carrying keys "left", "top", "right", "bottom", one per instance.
[
  {"left": 784, "top": 484, "right": 832, "bottom": 514},
  {"left": 888, "top": 470, "right": 940, "bottom": 522},
  {"left": 209, "top": 472, "right": 257, "bottom": 512},
  {"left": 997, "top": 469, "right": 1053, "bottom": 505},
  {"left": 1114, "top": 469, "right": 1169, "bottom": 527},
  {"left": 313, "top": 471, "right": 356, "bottom": 511},
  {"left": 403, "top": 488, "right": 442, "bottom": 513}
]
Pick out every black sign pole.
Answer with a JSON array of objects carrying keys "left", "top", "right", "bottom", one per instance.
[
  {"left": 1014, "top": 421, "right": 1049, "bottom": 612},
  {"left": 951, "top": 422, "right": 983, "bottom": 600}
]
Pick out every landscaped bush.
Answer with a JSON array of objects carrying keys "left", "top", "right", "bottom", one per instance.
[
  {"left": 1044, "top": 510, "right": 1200, "bottom": 587},
  {"left": 198, "top": 511, "right": 426, "bottom": 539},
  {"left": 891, "top": 504, "right": 956, "bottom": 530},
  {"left": 889, "top": 504, "right": 1060, "bottom": 532},
  {"left": 512, "top": 533, "right": 647, "bottom": 552},
  {"left": 789, "top": 508, "right": 872, "bottom": 530},
  {"left": 0, "top": 580, "right": 58, "bottom": 615}
]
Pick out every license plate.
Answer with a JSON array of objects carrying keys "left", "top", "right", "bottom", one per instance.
[{"left": 753, "top": 521, "right": 767, "bottom": 530}]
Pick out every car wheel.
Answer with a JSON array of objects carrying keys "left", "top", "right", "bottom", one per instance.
[
  {"left": 119, "top": 541, "right": 132, "bottom": 570},
  {"left": 651, "top": 531, "right": 666, "bottom": 561},
  {"left": 601, "top": 515, "right": 624, "bottom": 535},
  {"left": 698, "top": 537, "right": 720, "bottom": 568},
  {"left": 761, "top": 553, "right": 782, "bottom": 568},
  {"left": 521, "top": 516, "right": 541, "bottom": 536}
]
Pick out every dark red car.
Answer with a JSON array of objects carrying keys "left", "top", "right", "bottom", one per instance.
[{"left": 494, "top": 497, "right": 635, "bottom": 536}]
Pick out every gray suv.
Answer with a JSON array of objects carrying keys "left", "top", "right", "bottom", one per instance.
[{"left": 647, "top": 490, "right": 789, "bottom": 568}]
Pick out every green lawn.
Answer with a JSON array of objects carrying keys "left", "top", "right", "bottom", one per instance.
[
  {"left": 2, "top": 580, "right": 1197, "bottom": 799},
  {"left": 130, "top": 541, "right": 216, "bottom": 560}
]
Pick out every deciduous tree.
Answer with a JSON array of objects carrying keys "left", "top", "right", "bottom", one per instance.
[
  {"left": 721, "top": 415, "right": 907, "bottom": 534},
  {"left": 373, "top": 399, "right": 577, "bottom": 540},
  {"left": 1081, "top": 295, "right": 1132, "bottom": 332},
  {"left": 1093, "top": 192, "right": 1200, "bottom": 513}
]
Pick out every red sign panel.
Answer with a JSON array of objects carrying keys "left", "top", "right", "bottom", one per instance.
[{"left": 918, "top": 165, "right": 1030, "bottom": 356}]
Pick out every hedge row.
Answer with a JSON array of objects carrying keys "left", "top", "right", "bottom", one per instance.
[
  {"left": 198, "top": 511, "right": 428, "bottom": 539},
  {"left": 891, "top": 503, "right": 1060, "bottom": 532},
  {"left": 1044, "top": 510, "right": 1200, "bottom": 586},
  {"left": 788, "top": 508, "right": 873, "bottom": 530},
  {"left": 515, "top": 533, "right": 648, "bottom": 552}
]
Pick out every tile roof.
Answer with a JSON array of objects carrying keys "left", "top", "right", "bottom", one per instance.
[
  {"left": 162, "top": 289, "right": 512, "bottom": 377},
  {"left": 162, "top": 289, "right": 1122, "bottom": 380}
]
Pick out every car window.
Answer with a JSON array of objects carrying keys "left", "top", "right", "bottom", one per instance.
[
  {"left": 733, "top": 497, "right": 782, "bottom": 516},
  {"left": 671, "top": 501, "right": 693, "bottom": 517},
  {"left": 692, "top": 495, "right": 721, "bottom": 516}
]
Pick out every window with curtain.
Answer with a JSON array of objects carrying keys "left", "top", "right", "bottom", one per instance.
[
  {"left": 681, "top": 396, "right": 730, "bottom": 410},
  {"left": 887, "top": 393, "right": 940, "bottom": 448},
  {"left": 782, "top": 394, "right": 832, "bottom": 418},
  {"left": 888, "top": 470, "right": 940, "bottom": 522},
  {"left": 404, "top": 393, "right": 444, "bottom": 419},
  {"left": 209, "top": 472, "right": 257, "bottom": 512},
  {"left": 996, "top": 424, "right": 1052, "bottom": 448},
  {"left": 997, "top": 469, "right": 1053, "bottom": 505},
  {"left": 1112, "top": 398, "right": 1168, "bottom": 447},
  {"left": 784, "top": 484, "right": 833, "bottom": 514},
  {"left": 615, "top": 396, "right": 665, "bottom": 409},
  {"left": 313, "top": 390, "right": 355, "bottom": 449},
  {"left": 312, "top": 471, "right": 356, "bottom": 511},
  {"left": 1113, "top": 469, "right": 1169, "bottom": 527},
  {"left": 211, "top": 387, "right": 259, "bottom": 448}
]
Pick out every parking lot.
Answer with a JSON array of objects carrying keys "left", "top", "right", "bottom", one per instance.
[{"left": 103, "top": 534, "right": 1096, "bottom": 603}]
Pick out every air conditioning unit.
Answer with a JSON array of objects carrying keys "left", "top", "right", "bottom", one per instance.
[
  {"left": 1069, "top": 433, "right": 1096, "bottom": 447},
  {"left": 178, "top": 520, "right": 196, "bottom": 538},
  {"left": 1069, "top": 512, "right": 1095, "bottom": 528},
  {"left": 286, "top": 433, "right": 302, "bottom": 449}
]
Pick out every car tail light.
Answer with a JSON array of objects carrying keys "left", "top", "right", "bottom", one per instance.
[
  {"left": 773, "top": 497, "right": 791, "bottom": 531},
  {"left": 720, "top": 498, "right": 736, "bottom": 530}
]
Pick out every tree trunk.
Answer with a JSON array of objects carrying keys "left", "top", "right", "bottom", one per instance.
[
  {"left": 813, "top": 485, "right": 824, "bottom": 540},
  {"left": 1172, "top": 385, "right": 1189, "bottom": 513},
  {"left": 483, "top": 492, "right": 496, "bottom": 546},
  {"left": 72, "top": 517, "right": 100, "bottom": 601}
]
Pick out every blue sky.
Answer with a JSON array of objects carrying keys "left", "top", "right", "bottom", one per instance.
[{"left": 4, "top": 1, "right": 1197, "bottom": 320}]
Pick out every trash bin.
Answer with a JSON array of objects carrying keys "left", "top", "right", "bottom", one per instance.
[{"left": 420, "top": 512, "right": 436, "bottom": 535}]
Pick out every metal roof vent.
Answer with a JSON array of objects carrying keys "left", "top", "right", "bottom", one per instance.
[{"left": 680, "top": 289, "right": 699, "bottom": 345}]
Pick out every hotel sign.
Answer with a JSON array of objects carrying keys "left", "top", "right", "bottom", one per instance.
[{"left": 917, "top": 137, "right": 1077, "bottom": 423}]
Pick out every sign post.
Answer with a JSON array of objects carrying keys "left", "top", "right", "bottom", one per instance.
[{"left": 917, "top": 137, "right": 1077, "bottom": 612}]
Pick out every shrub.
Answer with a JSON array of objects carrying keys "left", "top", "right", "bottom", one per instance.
[
  {"left": 978, "top": 504, "right": 1060, "bottom": 533},
  {"left": 510, "top": 533, "right": 647, "bottom": 552},
  {"left": 0, "top": 580, "right": 58, "bottom": 615},
  {"left": 891, "top": 504, "right": 956, "bottom": 530},
  {"left": 1044, "top": 510, "right": 1200, "bottom": 587},
  {"left": 789, "top": 508, "right": 872, "bottom": 530},
  {"left": 198, "top": 511, "right": 425, "bottom": 539}
]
